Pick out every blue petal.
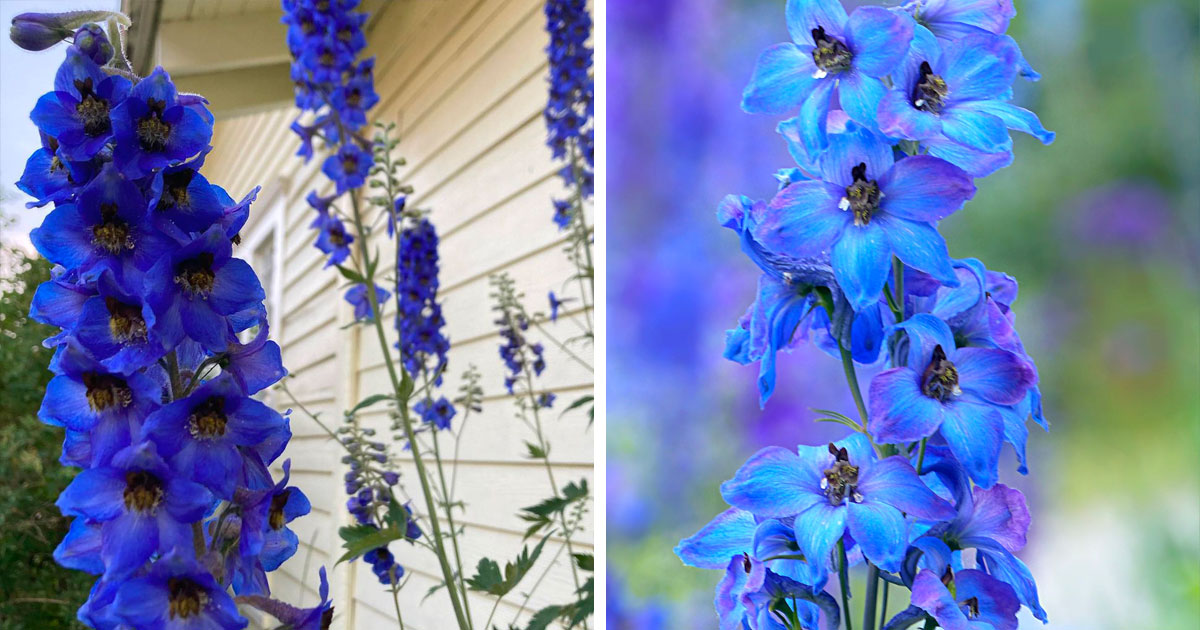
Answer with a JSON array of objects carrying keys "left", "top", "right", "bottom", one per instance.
[
  {"left": 818, "top": 120, "right": 894, "bottom": 187},
  {"left": 892, "top": 313, "right": 956, "bottom": 368},
  {"left": 939, "top": 399, "right": 1003, "bottom": 488},
  {"left": 910, "top": 569, "right": 971, "bottom": 629},
  {"left": 941, "top": 32, "right": 1019, "bottom": 101},
  {"left": 868, "top": 367, "right": 944, "bottom": 442},
  {"left": 845, "top": 6, "right": 913, "bottom": 76},
  {"left": 858, "top": 456, "right": 956, "bottom": 521},
  {"left": 31, "top": 204, "right": 91, "bottom": 270},
  {"left": 786, "top": 0, "right": 849, "bottom": 46},
  {"left": 956, "top": 99, "right": 1054, "bottom": 144},
  {"left": 675, "top": 507, "right": 757, "bottom": 569},
  {"left": 846, "top": 500, "right": 907, "bottom": 572},
  {"left": 799, "top": 78, "right": 837, "bottom": 153},
  {"left": 164, "top": 477, "right": 213, "bottom": 523},
  {"left": 998, "top": 405, "right": 1030, "bottom": 474},
  {"left": 876, "top": 215, "right": 957, "bottom": 285},
  {"left": 742, "top": 43, "right": 821, "bottom": 115},
  {"left": 878, "top": 156, "right": 976, "bottom": 222},
  {"left": 832, "top": 221, "right": 892, "bottom": 311},
  {"left": 100, "top": 512, "right": 157, "bottom": 577},
  {"left": 760, "top": 181, "right": 848, "bottom": 257},
  {"left": 917, "top": 0, "right": 1015, "bottom": 37},
  {"left": 877, "top": 88, "right": 942, "bottom": 141},
  {"left": 924, "top": 136, "right": 1013, "bottom": 177},
  {"left": 210, "top": 258, "right": 266, "bottom": 315},
  {"left": 721, "top": 447, "right": 824, "bottom": 518},
  {"left": 57, "top": 468, "right": 125, "bottom": 520},
  {"left": 911, "top": 536, "right": 953, "bottom": 575},
  {"left": 974, "top": 541, "right": 1048, "bottom": 622},
  {"left": 941, "top": 106, "right": 1011, "bottom": 153},
  {"left": 113, "top": 577, "right": 169, "bottom": 627},
  {"left": 55, "top": 518, "right": 105, "bottom": 575},
  {"left": 956, "top": 569, "right": 1021, "bottom": 630},
  {"left": 793, "top": 501, "right": 846, "bottom": 571},
  {"left": 954, "top": 347, "right": 1034, "bottom": 405},
  {"left": 837, "top": 71, "right": 887, "bottom": 130}
]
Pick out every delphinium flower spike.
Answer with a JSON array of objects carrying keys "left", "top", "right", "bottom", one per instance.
[
  {"left": 679, "top": 1, "right": 1055, "bottom": 629},
  {"left": 13, "top": 13, "right": 329, "bottom": 629}
]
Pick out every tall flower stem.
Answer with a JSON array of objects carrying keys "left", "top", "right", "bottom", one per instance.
[
  {"left": 428, "top": 397, "right": 473, "bottom": 624},
  {"left": 348, "top": 192, "right": 472, "bottom": 630},
  {"left": 863, "top": 564, "right": 880, "bottom": 630},
  {"left": 837, "top": 539, "right": 853, "bottom": 630}
]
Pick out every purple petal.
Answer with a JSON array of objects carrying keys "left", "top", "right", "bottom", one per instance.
[
  {"left": 868, "top": 367, "right": 944, "bottom": 442},
  {"left": 910, "top": 570, "right": 972, "bottom": 630},
  {"left": 858, "top": 456, "right": 956, "bottom": 521},
  {"left": 959, "top": 484, "right": 1030, "bottom": 553},
  {"left": 954, "top": 347, "right": 1034, "bottom": 405},
  {"left": 955, "top": 569, "right": 1021, "bottom": 630},
  {"left": 878, "top": 156, "right": 976, "bottom": 222}
]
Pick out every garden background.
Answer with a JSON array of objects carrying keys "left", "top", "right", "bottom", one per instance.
[{"left": 606, "top": 0, "right": 1200, "bottom": 628}]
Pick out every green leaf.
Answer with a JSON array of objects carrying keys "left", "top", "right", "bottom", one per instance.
[
  {"left": 466, "top": 537, "right": 547, "bottom": 596},
  {"left": 572, "top": 553, "right": 593, "bottom": 572},
  {"left": 524, "top": 441, "right": 547, "bottom": 459},
  {"left": 525, "top": 605, "right": 564, "bottom": 630},
  {"left": 335, "top": 265, "right": 365, "bottom": 284},
  {"left": 349, "top": 393, "right": 392, "bottom": 414},
  {"left": 562, "top": 395, "right": 593, "bottom": 414},
  {"left": 336, "top": 524, "right": 406, "bottom": 565}
]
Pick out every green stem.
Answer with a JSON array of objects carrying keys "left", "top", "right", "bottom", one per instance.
[
  {"left": 879, "top": 581, "right": 889, "bottom": 630},
  {"left": 915, "top": 438, "right": 928, "bottom": 475},
  {"left": 430, "top": 414, "right": 473, "bottom": 627},
  {"left": 837, "top": 343, "right": 870, "bottom": 426},
  {"left": 837, "top": 539, "right": 853, "bottom": 630},
  {"left": 348, "top": 193, "right": 471, "bottom": 630},
  {"left": 863, "top": 564, "right": 879, "bottom": 630},
  {"left": 922, "top": 617, "right": 936, "bottom": 630},
  {"left": 389, "top": 570, "right": 406, "bottom": 630},
  {"left": 892, "top": 256, "right": 905, "bottom": 320}
]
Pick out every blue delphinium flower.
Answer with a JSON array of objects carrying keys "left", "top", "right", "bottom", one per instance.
[
  {"left": 146, "top": 152, "right": 227, "bottom": 234},
  {"left": 415, "top": 396, "right": 456, "bottom": 430},
  {"left": 345, "top": 283, "right": 390, "bottom": 321},
  {"left": 907, "top": 568, "right": 1020, "bottom": 630},
  {"left": 394, "top": 217, "right": 450, "bottom": 386},
  {"left": 312, "top": 212, "right": 354, "bottom": 267},
  {"left": 901, "top": 0, "right": 1041, "bottom": 81},
  {"left": 322, "top": 142, "right": 372, "bottom": 193},
  {"left": 759, "top": 119, "right": 975, "bottom": 309},
  {"left": 110, "top": 67, "right": 213, "bottom": 178},
  {"left": 72, "top": 271, "right": 170, "bottom": 373},
  {"left": 30, "top": 47, "right": 130, "bottom": 161},
  {"left": 867, "top": 313, "right": 1035, "bottom": 487},
  {"left": 56, "top": 441, "right": 212, "bottom": 578},
  {"left": 721, "top": 433, "right": 954, "bottom": 572},
  {"left": 742, "top": 0, "right": 914, "bottom": 152},
  {"left": 877, "top": 27, "right": 1054, "bottom": 177},
  {"left": 142, "top": 375, "right": 289, "bottom": 498},
  {"left": 112, "top": 549, "right": 247, "bottom": 629}
]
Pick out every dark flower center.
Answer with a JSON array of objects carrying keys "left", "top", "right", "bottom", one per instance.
[
  {"left": 347, "top": 88, "right": 362, "bottom": 107},
  {"left": 337, "top": 26, "right": 353, "bottom": 42},
  {"left": 320, "top": 51, "right": 335, "bottom": 67},
  {"left": 92, "top": 203, "right": 134, "bottom": 255},
  {"left": 82, "top": 372, "right": 133, "bottom": 412},
  {"left": 341, "top": 153, "right": 358, "bottom": 174},
  {"left": 167, "top": 578, "right": 208, "bottom": 619},
  {"left": 811, "top": 26, "right": 852, "bottom": 75},
  {"left": 820, "top": 443, "right": 861, "bottom": 505},
  {"left": 158, "top": 170, "right": 195, "bottom": 212},
  {"left": 329, "top": 227, "right": 347, "bottom": 247},
  {"left": 269, "top": 489, "right": 291, "bottom": 530},
  {"left": 962, "top": 596, "right": 981, "bottom": 619},
  {"left": 741, "top": 551, "right": 753, "bottom": 573},
  {"left": 187, "top": 396, "right": 228, "bottom": 440},
  {"left": 301, "top": 18, "right": 316, "bottom": 35},
  {"left": 842, "top": 162, "right": 882, "bottom": 227},
  {"left": 913, "top": 61, "right": 949, "bottom": 113},
  {"left": 174, "top": 252, "right": 216, "bottom": 296},
  {"left": 105, "top": 297, "right": 148, "bottom": 343},
  {"left": 123, "top": 470, "right": 164, "bottom": 513},
  {"left": 922, "top": 344, "right": 961, "bottom": 402},
  {"left": 73, "top": 78, "right": 112, "bottom": 137},
  {"left": 136, "top": 98, "right": 172, "bottom": 152}
]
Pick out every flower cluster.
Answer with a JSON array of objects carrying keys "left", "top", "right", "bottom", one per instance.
[
  {"left": 679, "top": 1, "right": 1053, "bottom": 629},
  {"left": 395, "top": 215, "right": 454, "bottom": 429},
  {"left": 492, "top": 274, "right": 549, "bottom": 400},
  {"left": 281, "top": 0, "right": 379, "bottom": 284},
  {"left": 544, "top": 0, "right": 595, "bottom": 227},
  {"left": 337, "top": 419, "right": 422, "bottom": 585},
  {"left": 13, "top": 16, "right": 328, "bottom": 629}
]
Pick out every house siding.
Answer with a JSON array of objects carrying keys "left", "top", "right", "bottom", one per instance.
[{"left": 200, "top": 1, "right": 593, "bottom": 628}]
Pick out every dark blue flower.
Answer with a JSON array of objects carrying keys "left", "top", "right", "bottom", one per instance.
[
  {"left": 39, "top": 343, "right": 161, "bottom": 466},
  {"left": 345, "top": 283, "right": 389, "bottom": 321},
  {"left": 16, "top": 132, "right": 81, "bottom": 208},
  {"left": 146, "top": 152, "right": 227, "bottom": 235},
  {"left": 237, "top": 460, "right": 311, "bottom": 579},
  {"left": 142, "top": 376, "right": 289, "bottom": 499},
  {"left": 110, "top": 67, "right": 213, "bottom": 178},
  {"left": 867, "top": 314, "right": 1035, "bottom": 488},
  {"left": 216, "top": 323, "right": 288, "bottom": 395},
  {"left": 56, "top": 441, "right": 212, "bottom": 578},
  {"left": 9, "top": 11, "right": 77, "bottom": 51},
  {"left": 145, "top": 226, "right": 266, "bottom": 352},
  {"left": 720, "top": 433, "right": 954, "bottom": 572},
  {"left": 312, "top": 212, "right": 353, "bottom": 267},
  {"left": 742, "top": 0, "right": 914, "bottom": 152},
  {"left": 72, "top": 271, "right": 170, "bottom": 374},
  {"left": 322, "top": 142, "right": 371, "bottom": 193},
  {"left": 30, "top": 48, "right": 130, "bottom": 161},
  {"left": 113, "top": 549, "right": 247, "bottom": 629},
  {"left": 32, "top": 164, "right": 173, "bottom": 286},
  {"left": 902, "top": 0, "right": 1040, "bottom": 80},
  {"left": 759, "top": 120, "right": 974, "bottom": 309},
  {"left": 877, "top": 28, "right": 1053, "bottom": 177},
  {"left": 415, "top": 397, "right": 456, "bottom": 430},
  {"left": 552, "top": 198, "right": 572, "bottom": 229}
]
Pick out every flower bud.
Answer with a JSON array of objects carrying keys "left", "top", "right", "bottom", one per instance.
[
  {"left": 72, "top": 23, "right": 113, "bottom": 64},
  {"left": 10, "top": 13, "right": 74, "bottom": 51}
]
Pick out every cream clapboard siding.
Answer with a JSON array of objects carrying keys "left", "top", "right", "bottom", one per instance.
[{"left": 199, "top": 1, "right": 594, "bottom": 628}]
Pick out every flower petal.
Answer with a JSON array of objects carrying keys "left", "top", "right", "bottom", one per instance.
[
  {"left": 877, "top": 88, "right": 942, "bottom": 141},
  {"left": 57, "top": 468, "right": 126, "bottom": 520},
  {"left": 845, "top": 6, "right": 913, "bottom": 77},
  {"left": 818, "top": 119, "right": 894, "bottom": 187},
  {"left": 847, "top": 500, "right": 907, "bottom": 572},
  {"left": 954, "top": 347, "right": 1034, "bottom": 405},
  {"left": 941, "top": 106, "right": 1011, "bottom": 153},
  {"left": 868, "top": 368, "right": 945, "bottom": 442},
  {"left": 786, "top": 0, "right": 849, "bottom": 46},
  {"left": 939, "top": 400, "right": 1003, "bottom": 488},
  {"left": 858, "top": 456, "right": 956, "bottom": 521},
  {"left": 793, "top": 501, "right": 846, "bottom": 570},
  {"left": 942, "top": 32, "right": 1019, "bottom": 101},
  {"left": 831, "top": 221, "right": 891, "bottom": 311},
  {"left": 721, "top": 447, "right": 824, "bottom": 517},
  {"left": 876, "top": 215, "right": 957, "bottom": 286},
  {"left": 798, "top": 78, "right": 837, "bottom": 153},
  {"left": 924, "top": 136, "right": 1013, "bottom": 177},
  {"left": 675, "top": 507, "right": 757, "bottom": 569},
  {"left": 742, "top": 43, "right": 821, "bottom": 115},
  {"left": 878, "top": 156, "right": 976, "bottom": 222},
  {"left": 760, "top": 181, "right": 849, "bottom": 258},
  {"left": 837, "top": 71, "right": 886, "bottom": 130},
  {"left": 957, "top": 99, "right": 1055, "bottom": 144}
]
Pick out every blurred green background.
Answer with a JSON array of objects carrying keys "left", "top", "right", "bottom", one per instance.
[{"left": 607, "top": 0, "right": 1200, "bottom": 628}]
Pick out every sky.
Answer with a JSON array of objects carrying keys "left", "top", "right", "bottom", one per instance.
[{"left": 0, "top": 0, "right": 120, "bottom": 251}]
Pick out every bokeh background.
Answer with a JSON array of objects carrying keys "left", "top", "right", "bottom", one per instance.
[{"left": 606, "top": 0, "right": 1200, "bottom": 628}]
